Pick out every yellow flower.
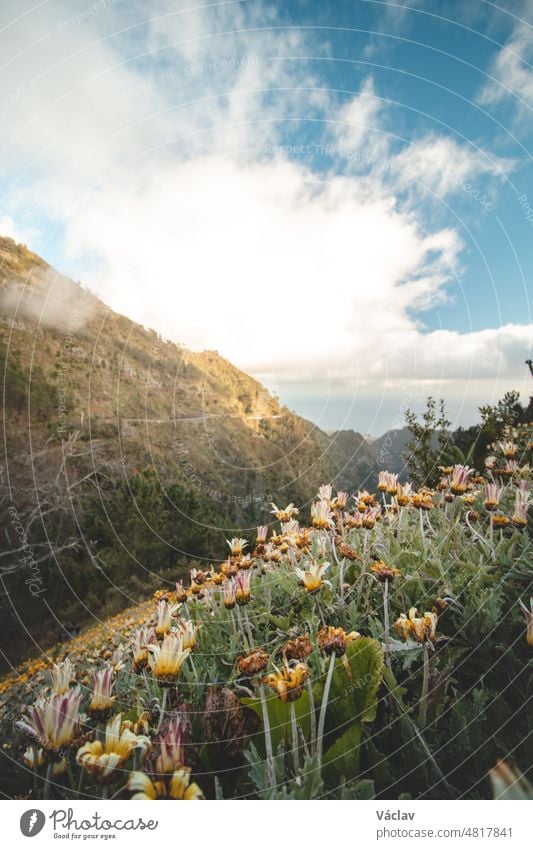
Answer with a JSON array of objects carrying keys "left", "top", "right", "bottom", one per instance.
[
  {"left": 128, "top": 768, "right": 204, "bottom": 799},
  {"left": 50, "top": 658, "right": 76, "bottom": 695},
  {"left": 146, "top": 633, "right": 191, "bottom": 685},
  {"left": 369, "top": 561, "right": 402, "bottom": 582},
  {"left": 77, "top": 714, "right": 151, "bottom": 782},
  {"left": 294, "top": 560, "right": 330, "bottom": 593},
  {"left": 89, "top": 666, "right": 116, "bottom": 720},
  {"left": 175, "top": 619, "right": 201, "bottom": 651},
  {"left": 317, "top": 625, "right": 360, "bottom": 656},
  {"left": 310, "top": 500, "right": 334, "bottom": 529},
  {"left": 395, "top": 608, "right": 438, "bottom": 644},
  {"left": 155, "top": 599, "right": 180, "bottom": 639},
  {"left": 263, "top": 661, "right": 309, "bottom": 703}
]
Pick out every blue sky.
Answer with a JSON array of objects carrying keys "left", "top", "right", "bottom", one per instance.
[{"left": 0, "top": 0, "right": 531, "bottom": 434}]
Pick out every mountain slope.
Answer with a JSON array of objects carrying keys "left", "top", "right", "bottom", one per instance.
[{"left": 0, "top": 236, "right": 373, "bottom": 666}]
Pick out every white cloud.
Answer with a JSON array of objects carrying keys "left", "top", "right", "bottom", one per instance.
[
  {"left": 0, "top": 0, "right": 530, "bottom": 420},
  {"left": 478, "top": 22, "right": 533, "bottom": 111}
]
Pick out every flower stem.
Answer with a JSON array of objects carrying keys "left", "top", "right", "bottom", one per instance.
[
  {"left": 317, "top": 653, "right": 336, "bottom": 763},
  {"left": 43, "top": 762, "right": 53, "bottom": 799},
  {"left": 156, "top": 688, "right": 168, "bottom": 734},
  {"left": 305, "top": 678, "right": 317, "bottom": 753},
  {"left": 383, "top": 578, "right": 391, "bottom": 668},
  {"left": 259, "top": 684, "right": 276, "bottom": 789},
  {"left": 418, "top": 642, "right": 430, "bottom": 729},
  {"left": 290, "top": 701, "right": 300, "bottom": 774}
]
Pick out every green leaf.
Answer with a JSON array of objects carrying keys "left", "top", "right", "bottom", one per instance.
[
  {"left": 323, "top": 723, "right": 362, "bottom": 782},
  {"left": 242, "top": 691, "right": 311, "bottom": 754}
]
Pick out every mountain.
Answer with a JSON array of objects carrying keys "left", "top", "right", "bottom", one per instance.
[{"left": 0, "top": 236, "right": 378, "bottom": 666}]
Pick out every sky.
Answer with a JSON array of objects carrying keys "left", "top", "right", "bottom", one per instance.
[{"left": 0, "top": 0, "right": 532, "bottom": 435}]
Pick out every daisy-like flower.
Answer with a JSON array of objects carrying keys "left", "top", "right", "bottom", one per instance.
[
  {"left": 222, "top": 579, "right": 236, "bottom": 609},
  {"left": 369, "top": 561, "right": 402, "bottom": 582},
  {"left": 317, "top": 626, "right": 360, "bottom": 656},
  {"left": 263, "top": 661, "right": 309, "bottom": 703},
  {"left": 518, "top": 598, "right": 533, "bottom": 647},
  {"left": 235, "top": 570, "right": 252, "bottom": 606},
  {"left": 89, "top": 666, "right": 116, "bottom": 720},
  {"left": 450, "top": 464, "right": 474, "bottom": 495},
  {"left": 492, "top": 514, "right": 511, "bottom": 529},
  {"left": 270, "top": 502, "right": 299, "bottom": 523},
  {"left": 226, "top": 538, "right": 248, "bottom": 557},
  {"left": 256, "top": 525, "right": 269, "bottom": 543},
  {"left": 484, "top": 483, "right": 502, "bottom": 511},
  {"left": 154, "top": 716, "right": 187, "bottom": 774},
  {"left": 311, "top": 500, "right": 335, "bottom": 530},
  {"left": 50, "top": 657, "right": 76, "bottom": 695},
  {"left": 356, "top": 490, "right": 376, "bottom": 509},
  {"left": 362, "top": 505, "right": 382, "bottom": 529},
  {"left": 175, "top": 619, "right": 201, "bottom": 651},
  {"left": 317, "top": 484, "right": 333, "bottom": 502},
  {"left": 412, "top": 491, "right": 434, "bottom": 511},
  {"left": 343, "top": 511, "right": 363, "bottom": 529},
  {"left": 499, "top": 440, "right": 518, "bottom": 458},
  {"left": 155, "top": 599, "right": 180, "bottom": 639},
  {"left": 146, "top": 634, "right": 191, "bottom": 685},
  {"left": 332, "top": 491, "right": 349, "bottom": 510},
  {"left": 512, "top": 485, "right": 530, "bottom": 527},
  {"left": 485, "top": 455, "right": 497, "bottom": 470},
  {"left": 77, "top": 713, "right": 151, "bottom": 783},
  {"left": 396, "top": 482, "right": 413, "bottom": 507},
  {"left": 22, "top": 747, "right": 44, "bottom": 770},
  {"left": 338, "top": 542, "right": 360, "bottom": 561},
  {"left": 132, "top": 628, "right": 156, "bottom": 672},
  {"left": 294, "top": 559, "right": 330, "bottom": 593},
  {"left": 395, "top": 608, "right": 438, "bottom": 644},
  {"left": 17, "top": 689, "right": 83, "bottom": 753},
  {"left": 282, "top": 634, "right": 313, "bottom": 661},
  {"left": 208, "top": 568, "right": 225, "bottom": 585},
  {"left": 236, "top": 649, "right": 269, "bottom": 676},
  {"left": 175, "top": 581, "right": 188, "bottom": 603},
  {"left": 128, "top": 767, "right": 204, "bottom": 799}
]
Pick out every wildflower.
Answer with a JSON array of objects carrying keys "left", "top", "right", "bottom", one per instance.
[
  {"left": 499, "top": 440, "right": 518, "bottom": 458},
  {"left": 89, "top": 667, "right": 116, "bottom": 720},
  {"left": 128, "top": 768, "right": 204, "bottom": 799},
  {"left": 356, "top": 490, "right": 376, "bottom": 508},
  {"left": 132, "top": 628, "right": 156, "bottom": 672},
  {"left": 154, "top": 716, "right": 187, "bottom": 774},
  {"left": 263, "top": 661, "right": 309, "bottom": 703},
  {"left": 256, "top": 525, "right": 269, "bottom": 543},
  {"left": 146, "top": 634, "right": 191, "bottom": 685},
  {"left": 226, "top": 538, "right": 248, "bottom": 558},
  {"left": 518, "top": 598, "right": 533, "bottom": 647},
  {"left": 332, "top": 491, "right": 349, "bottom": 510},
  {"left": 369, "top": 561, "right": 402, "bottom": 582},
  {"left": 208, "top": 569, "right": 225, "bottom": 585},
  {"left": 175, "top": 581, "right": 188, "bottom": 603},
  {"left": 484, "top": 483, "right": 502, "bottom": 511},
  {"left": 222, "top": 579, "right": 237, "bottom": 609},
  {"left": 23, "top": 747, "right": 44, "bottom": 769},
  {"left": 412, "top": 491, "right": 433, "bottom": 511},
  {"left": 238, "top": 554, "right": 253, "bottom": 570},
  {"left": 395, "top": 608, "right": 437, "bottom": 644},
  {"left": 512, "top": 485, "right": 530, "bottom": 527},
  {"left": 236, "top": 649, "right": 269, "bottom": 676},
  {"left": 235, "top": 570, "right": 252, "bottom": 605},
  {"left": 17, "top": 689, "right": 83, "bottom": 753},
  {"left": 311, "top": 500, "right": 335, "bottom": 529},
  {"left": 175, "top": 619, "right": 201, "bottom": 651},
  {"left": 282, "top": 634, "right": 313, "bottom": 661},
  {"left": 396, "top": 482, "right": 413, "bottom": 507},
  {"left": 77, "top": 713, "right": 151, "bottom": 783},
  {"left": 317, "top": 484, "right": 333, "bottom": 502},
  {"left": 362, "top": 505, "right": 381, "bottom": 529},
  {"left": 155, "top": 599, "right": 180, "bottom": 639},
  {"left": 50, "top": 658, "right": 76, "bottom": 695},
  {"left": 190, "top": 569, "right": 208, "bottom": 594},
  {"left": 485, "top": 455, "right": 497, "bottom": 470},
  {"left": 294, "top": 560, "right": 330, "bottom": 593},
  {"left": 492, "top": 514, "right": 511, "bottom": 529},
  {"left": 377, "top": 471, "right": 390, "bottom": 492},
  {"left": 270, "top": 503, "right": 299, "bottom": 522},
  {"left": 221, "top": 559, "right": 238, "bottom": 578},
  {"left": 338, "top": 542, "right": 359, "bottom": 561},
  {"left": 317, "top": 626, "right": 360, "bottom": 656},
  {"left": 450, "top": 465, "right": 474, "bottom": 495}
]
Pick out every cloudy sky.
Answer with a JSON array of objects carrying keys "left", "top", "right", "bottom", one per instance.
[{"left": 0, "top": 0, "right": 532, "bottom": 434}]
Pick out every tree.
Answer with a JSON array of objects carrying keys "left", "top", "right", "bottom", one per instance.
[{"left": 403, "top": 397, "right": 452, "bottom": 487}]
